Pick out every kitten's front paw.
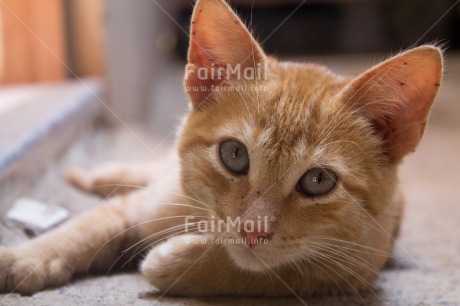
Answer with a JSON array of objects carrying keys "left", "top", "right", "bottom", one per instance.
[
  {"left": 140, "top": 234, "right": 213, "bottom": 296},
  {"left": 0, "top": 246, "right": 71, "bottom": 295}
]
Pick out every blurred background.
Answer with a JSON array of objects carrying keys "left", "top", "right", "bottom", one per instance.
[{"left": 1, "top": 0, "right": 459, "bottom": 137}]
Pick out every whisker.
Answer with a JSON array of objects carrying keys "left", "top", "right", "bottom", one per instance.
[
  {"left": 313, "top": 242, "right": 403, "bottom": 294},
  {"left": 310, "top": 236, "right": 392, "bottom": 257},
  {"left": 120, "top": 228, "right": 203, "bottom": 270},
  {"left": 307, "top": 256, "right": 346, "bottom": 296},
  {"left": 92, "top": 184, "right": 213, "bottom": 208},
  {"left": 105, "top": 222, "right": 205, "bottom": 275},
  {"left": 310, "top": 251, "right": 378, "bottom": 299},
  {"left": 155, "top": 242, "right": 214, "bottom": 300},
  {"left": 307, "top": 252, "right": 368, "bottom": 302},
  {"left": 308, "top": 242, "right": 380, "bottom": 276},
  {"left": 126, "top": 222, "right": 207, "bottom": 260},
  {"left": 123, "top": 221, "right": 205, "bottom": 256},
  {"left": 86, "top": 214, "right": 206, "bottom": 272},
  {"left": 246, "top": 248, "right": 308, "bottom": 305},
  {"left": 152, "top": 202, "right": 213, "bottom": 213}
]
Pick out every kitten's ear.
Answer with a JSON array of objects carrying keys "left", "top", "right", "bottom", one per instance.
[
  {"left": 341, "top": 45, "right": 443, "bottom": 162},
  {"left": 185, "top": 0, "right": 266, "bottom": 109}
]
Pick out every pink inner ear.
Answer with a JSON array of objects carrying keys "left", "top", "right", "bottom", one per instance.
[
  {"left": 185, "top": 38, "right": 225, "bottom": 109},
  {"left": 343, "top": 46, "right": 442, "bottom": 161},
  {"left": 184, "top": 0, "right": 266, "bottom": 109}
]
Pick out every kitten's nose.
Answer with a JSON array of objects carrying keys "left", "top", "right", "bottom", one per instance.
[{"left": 240, "top": 228, "right": 271, "bottom": 248}]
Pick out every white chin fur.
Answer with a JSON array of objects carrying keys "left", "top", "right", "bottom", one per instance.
[{"left": 225, "top": 245, "right": 280, "bottom": 272}]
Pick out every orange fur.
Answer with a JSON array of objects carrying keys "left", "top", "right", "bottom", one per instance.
[{"left": 0, "top": 0, "right": 442, "bottom": 298}]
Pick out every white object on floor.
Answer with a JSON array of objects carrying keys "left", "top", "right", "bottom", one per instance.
[{"left": 6, "top": 197, "right": 69, "bottom": 232}]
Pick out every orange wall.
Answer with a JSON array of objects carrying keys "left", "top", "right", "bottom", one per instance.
[{"left": 0, "top": 0, "right": 66, "bottom": 84}]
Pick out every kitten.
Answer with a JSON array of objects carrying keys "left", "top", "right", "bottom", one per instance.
[{"left": 0, "top": 0, "right": 442, "bottom": 297}]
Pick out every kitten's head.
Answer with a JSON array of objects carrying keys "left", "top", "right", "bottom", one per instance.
[{"left": 178, "top": 0, "right": 442, "bottom": 272}]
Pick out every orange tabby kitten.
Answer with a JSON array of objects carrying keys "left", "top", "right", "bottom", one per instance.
[{"left": 0, "top": 0, "right": 442, "bottom": 297}]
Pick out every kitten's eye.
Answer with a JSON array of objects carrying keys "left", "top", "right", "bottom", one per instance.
[
  {"left": 298, "top": 168, "right": 337, "bottom": 196},
  {"left": 219, "top": 140, "right": 249, "bottom": 175}
]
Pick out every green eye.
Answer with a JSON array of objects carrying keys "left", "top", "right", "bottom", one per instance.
[
  {"left": 219, "top": 140, "right": 249, "bottom": 175},
  {"left": 298, "top": 168, "right": 337, "bottom": 196}
]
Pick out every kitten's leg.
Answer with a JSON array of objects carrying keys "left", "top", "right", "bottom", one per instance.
[
  {"left": 66, "top": 161, "right": 166, "bottom": 197},
  {"left": 0, "top": 180, "right": 197, "bottom": 295},
  {"left": 141, "top": 234, "right": 301, "bottom": 297},
  {"left": 0, "top": 194, "right": 134, "bottom": 295}
]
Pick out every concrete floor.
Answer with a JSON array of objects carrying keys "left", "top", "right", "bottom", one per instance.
[{"left": 1, "top": 53, "right": 460, "bottom": 305}]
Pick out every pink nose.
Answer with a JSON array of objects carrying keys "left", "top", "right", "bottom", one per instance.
[{"left": 241, "top": 229, "right": 271, "bottom": 248}]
